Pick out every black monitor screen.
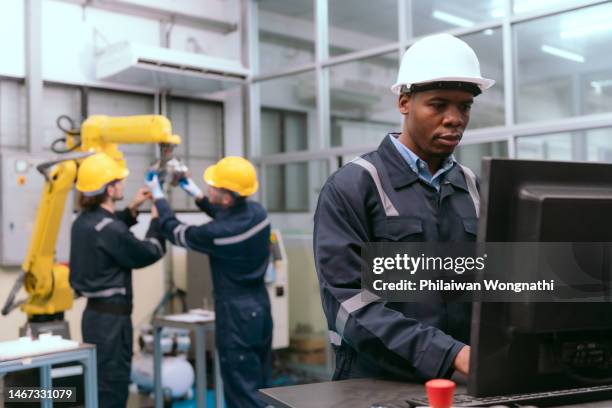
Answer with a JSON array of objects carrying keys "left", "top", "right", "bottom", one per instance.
[{"left": 468, "top": 158, "right": 612, "bottom": 397}]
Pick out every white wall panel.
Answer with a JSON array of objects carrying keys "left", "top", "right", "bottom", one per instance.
[
  {"left": 0, "top": 80, "right": 27, "bottom": 148},
  {"left": 42, "top": 85, "right": 81, "bottom": 149},
  {"left": 0, "top": 0, "right": 25, "bottom": 78},
  {"left": 170, "top": 23, "right": 240, "bottom": 60},
  {"left": 186, "top": 103, "right": 223, "bottom": 158},
  {"left": 85, "top": 6, "right": 160, "bottom": 46},
  {"left": 223, "top": 87, "right": 244, "bottom": 156},
  {"left": 116, "top": 0, "right": 238, "bottom": 23},
  {"left": 41, "top": 1, "right": 93, "bottom": 85}
]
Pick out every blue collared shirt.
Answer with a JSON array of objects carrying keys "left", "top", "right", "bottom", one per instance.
[{"left": 390, "top": 134, "right": 456, "bottom": 191}]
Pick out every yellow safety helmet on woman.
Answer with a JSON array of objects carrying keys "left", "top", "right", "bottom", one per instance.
[
  {"left": 76, "top": 153, "right": 129, "bottom": 196},
  {"left": 203, "top": 156, "right": 258, "bottom": 197}
]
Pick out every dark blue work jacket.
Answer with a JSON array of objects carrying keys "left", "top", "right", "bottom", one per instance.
[
  {"left": 313, "top": 134, "right": 480, "bottom": 382},
  {"left": 70, "top": 207, "right": 166, "bottom": 302},
  {"left": 155, "top": 197, "right": 271, "bottom": 297},
  {"left": 156, "top": 197, "right": 273, "bottom": 407}
]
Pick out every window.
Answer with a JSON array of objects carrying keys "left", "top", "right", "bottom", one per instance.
[
  {"left": 43, "top": 84, "right": 82, "bottom": 150},
  {"left": 260, "top": 71, "right": 316, "bottom": 153},
  {"left": 512, "top": 0, "right": 585, "bottom": 15},
  {"left": 329, "top": 0, "right": 397, "bottom": 56},
  {"left": 167, "top": 97, "right": 224, "bottom": 211},
  {"left": 410, "top": 0, "right": 503, "bottom": 37},
  {"left": 265, "top": 160, "right": 328, "bottom": 212},
  {"left": 454, "top": 140, "right": 508, "bottom": 176},
  {"left": 461, "top": 29, "right": 505, "bottom": 129},
  {"left": 0, "top": 79, "right": 26, "bottom": 148},
  {"left": 253, "top": 0, "right": 612, "bottom": 216},
  {"left": 515, "top": 3, "right": 612, "bottom": 123},
  {"left": 262, "top": 108, "right": 308, "bottom": 155},
  {"left": 517, "top": 128, "right": 612, "bottom": 162},
  {"left": 329, "top": 52, "right": 401, "bottom": 148},
  {"left": 258, "top": 0, "right": 314, "bottom": 75},
  {"left": 517, "top": 133, "right": 572, "bottom": 161}
]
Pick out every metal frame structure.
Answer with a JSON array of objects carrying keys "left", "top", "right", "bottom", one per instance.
[
  {"left": 315, "top": 0, "right": 330, "bottom": 151},
  {"left": 25, "top": 0, "right": 43, "bottom": 154},
  {"left": 248, "top": 0, "right": 612, "bottom": 211},
  {"left": 152, "top": 317, "right": 223, "bottom": 408},
  {"left": 0, "top": 344, "right": 98, "bottom": 408}
]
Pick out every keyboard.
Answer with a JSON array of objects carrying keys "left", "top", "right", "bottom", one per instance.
[{"left": 403, "top": 383, "right": 612, "bottom": 407}]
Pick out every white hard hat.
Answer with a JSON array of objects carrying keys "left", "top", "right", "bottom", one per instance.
[{"left": 391, "top": 33, "right": 495, "bottom": 95}]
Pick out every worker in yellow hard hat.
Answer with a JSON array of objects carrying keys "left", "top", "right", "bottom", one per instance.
[
  {"left": 176, "top": 155, "right": 259, "bottom": 200},
  {"left": 70, "top": 153, "right": 166, "bottom": 408},
  {"left": 146, "top": 156, "right": 273, "bottom": 408}
]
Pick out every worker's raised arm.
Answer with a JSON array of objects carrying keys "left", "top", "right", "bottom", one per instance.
[
  {"left": 98, "top": 219, "right": 165, "bottom": 270},
  {"left": 176, "top": 176, "right": 221, "bottom": 218},
  {"left": 114, "top": 207, "right": 138, "bottom": 227},
  {"left": 153, "top": 196, "right": 218, "bottom": 254},
  {"left": 314, "top": 174, "right": 465, "bottom": 380},
  {"left": 147, "top": 171, "right": 219, "bottom": 253},
  {"left": 194, "top": 196, "right": 223, "bottom": 218}
]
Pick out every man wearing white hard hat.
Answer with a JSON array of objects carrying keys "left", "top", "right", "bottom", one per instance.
[{"left": 313, "top": 34, "right": 494, "bottom": 381}]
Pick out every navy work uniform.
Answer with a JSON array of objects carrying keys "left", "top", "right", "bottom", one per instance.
[
  {"left": 313, "top": 133, "right": 480, "bottom": 382},
  {"left": 70, "top": 207, "right": 165, "bottom": 408},
  {"left": 155, "top": 196, "right": 273, "bottom": 408}
]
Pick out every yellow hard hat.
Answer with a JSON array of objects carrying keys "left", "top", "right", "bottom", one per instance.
[
  {"left": 76, "top": 153, "right": 129, "bottom": 195},
  {"left": 204, "top": 156, "right": 258, "bottom": 197}
]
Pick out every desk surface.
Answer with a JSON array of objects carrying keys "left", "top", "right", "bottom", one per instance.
[
  {"left": 260, "top": 379, "right": 612, "bottom": 408},
  {"left": 152, "top": 316, "right": 215, "bottom": 330},
  {"left": 0, "top": 343, "right": 94, "bottom": 365}
]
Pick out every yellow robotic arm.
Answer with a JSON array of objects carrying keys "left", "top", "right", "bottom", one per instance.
[
  {"left": 71, "top": 115, "right": 181, "bottom": 177},
  {"left": 2, "top": 115, "right": 181, "bottom": 320}
]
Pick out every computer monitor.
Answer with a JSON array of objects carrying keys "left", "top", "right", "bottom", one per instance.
[{"left": 468, "top": 158, "right": 612, "bottom": 398}]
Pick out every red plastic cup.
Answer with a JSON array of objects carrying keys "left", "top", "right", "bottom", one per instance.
[{"left": 425, "top": 378, "right": 455, "bottom": 408}]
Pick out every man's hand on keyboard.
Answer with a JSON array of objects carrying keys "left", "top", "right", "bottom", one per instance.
[{"left": 454, "top": 345, "right": 470, "bottom": 375}]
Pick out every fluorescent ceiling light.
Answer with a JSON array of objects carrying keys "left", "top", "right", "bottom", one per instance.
[
  {"left": 493, "top": 0, "right": 572, "bottom": 17},
  {"left": 591, "top": 79, "right": 612, "bottom": 95},
  {"left": 432, "top": 10, "right": 474, "bottom": 28},
  {"left": 540, "top": 44, "right": 585, "bottom": 63},
  {"left": 513, "top": 0, "right": 565, "bottom": 14},
  {"left": 490, "top": 9, "right": 504, "bottom": 18},
  {"left": 483, "top": 29, "right": 494, "bottom": 36},
  {"left": 560, "top": 22, "right": 612, "bottom": 39}
]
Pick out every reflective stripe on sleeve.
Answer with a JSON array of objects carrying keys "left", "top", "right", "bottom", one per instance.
[
  {"left": 335, "top": 290, "right": 380, "bottom": 338},
  {"left": 94, "top": 218, "right": 114, "bottom": 232},
  {"left": 172, "top": 224, "right": 189, "bottom": 248},
  {"left": 148, "top": 237, "right": 164, "bottom": 255}
]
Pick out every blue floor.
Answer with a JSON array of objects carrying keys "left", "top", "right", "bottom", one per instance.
[
  {"left": 172, "top": 389, "right": 224, "bottom": 408},
  {"left": 171, "top": 376, "right": 295, "bottom": 407}
]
